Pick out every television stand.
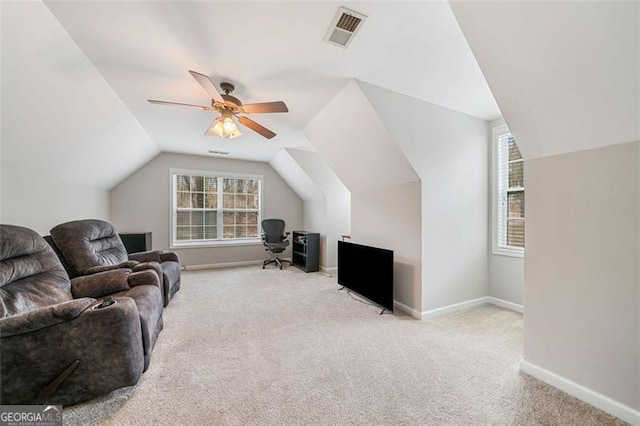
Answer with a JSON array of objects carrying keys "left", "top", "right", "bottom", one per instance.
[{"left": 292, "top": 231, "right": 320, "bottom": 272}]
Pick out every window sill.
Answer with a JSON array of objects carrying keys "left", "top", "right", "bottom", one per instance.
[
  {"left": 492, "top": 247, "right": 524, "bottom": 259},
  {"left": 171, "top": 239, "right": 262, "bottom": 249}
]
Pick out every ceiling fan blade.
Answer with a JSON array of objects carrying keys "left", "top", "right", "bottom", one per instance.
[
  {"left": 238, "top": 116, "right": 276, "bottom": 139},
  {"left": 241, "top": 101, "right": 289, "bottom": 114},
  {"left": 188, "top": 70, "right": 224, "bottom": 103},
  {"left": 148, "top": 99, "right": 212, "bottom": 110}
]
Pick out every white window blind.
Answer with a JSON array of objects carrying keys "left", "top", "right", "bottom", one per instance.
[
  {"left": 493, "top": 125, "right": 524, "bottom": 255},
  {"left": 170, "top": 170, "right": 262, "bottom": 247}
]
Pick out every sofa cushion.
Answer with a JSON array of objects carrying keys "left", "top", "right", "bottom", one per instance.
[
  {"left": 50, "top": 220, "right": 129, "bottom": 275},
  {"left": 0, "top": 225, "right": 72, "bottom": 318}
]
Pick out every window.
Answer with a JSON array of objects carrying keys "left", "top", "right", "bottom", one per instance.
[
  {"left": 170, "top": 169, "right": 262, "bottom": 247},
  {"left": 492, "top": 124, "right": 524, "bottom": 256}
]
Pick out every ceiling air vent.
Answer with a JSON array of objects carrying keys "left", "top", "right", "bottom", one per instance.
[
  {"left": 208, "top": 150, "right": 230, "bottom": 156},
  {"left": 324, "top": 7, "right": 367, "bottom": 49}
]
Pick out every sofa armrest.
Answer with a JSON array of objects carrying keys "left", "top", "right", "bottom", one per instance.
[
  {"left": 159, "top": 252, "right": 180, "bottom": 263},
  {"left": 71, "top": 269, "right": 132, "bottom": 299},
  {"left": 0, "top": 297, "right": 145, "bottom": 405},
  {"left": 127, "top": 269, "right": 160, "bottom": 289},
  {"left": 0, "top": 298, "right": 95, "bottom": 337},
  {"left": 131, "top": 262, "right": 163, "bottom": 287},
  {"left": 128, "top": 251, "right": 162, "bottom": 263},
  {"left": 84, "top": 261, "right": 139, "bottom": 275}
]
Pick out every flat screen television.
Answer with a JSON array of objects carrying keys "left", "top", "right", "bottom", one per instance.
[{"left": 338, "top": 240, "right": 394, "bottom": 311}]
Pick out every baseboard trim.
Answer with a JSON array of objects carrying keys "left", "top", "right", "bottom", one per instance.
[
  {"left": 487, "top": 296, "right": 524, "bottom": 313},
  {"left": 181, "top": 265, "right": 525, "bottom": 321},
  {"left": 320, "top": 266, "right": 337, "bottom": 275},
  {"left": 520, "top": 360, "right": 640, "bottom": 425},
  {"left": 416, "top": 296, "right": 524, "bottom": 321},
  {"left": 421, "top": 296, "right": 490, "bottom": 320},
  {"left": 184, "top": 260, "right": 263, "bottom": 270},
  {"left": 393, "top": 301, "right": 422, "bottom": 320}
]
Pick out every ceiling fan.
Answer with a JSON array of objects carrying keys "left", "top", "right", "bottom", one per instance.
[{"left": 148, "top": 70, "right": 288, "bottom": 140}]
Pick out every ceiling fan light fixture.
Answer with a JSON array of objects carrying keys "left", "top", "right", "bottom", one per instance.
[
  {"left": 151, "top": 70, "right": 287, "bottom": 140},
  {"left": 210, "top": 113, "right": 242, "bottom": 139}
]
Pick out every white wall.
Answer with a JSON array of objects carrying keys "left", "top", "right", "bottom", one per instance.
[
  {"left": 351, "top": 181, "right": 422, "bottom": 311},
  {"left": 524, "top": 141, "right": 639, "bottom": 413},
  {"left": 489, "top": 256, "right": 523, "bottom": 306},
  {"left": 488, "top": 118, "right": 524, "bottom": 306},
  {"left": 268, "top": 149, "right": 330, "bottom": 267},
  {"left": 302, "top": 197, "right": 327, "bottom": 267},
  {"left": 286, "top": 149, "right": 350, "bottom": 270},
  {"left": 357, "top": 81, "right": 489, "bottom": 312},
  {"left": 1, "top": 163, "right": 110, "bottom": 235},
  {"left": 304, "top": 80, "right": 421, "bottom": 311},
  {"left": 451, "top": 3, "right": 640, "bottom": 418},
  {"left": 110, "top": 152, "right": 303, "bottom": 267}
]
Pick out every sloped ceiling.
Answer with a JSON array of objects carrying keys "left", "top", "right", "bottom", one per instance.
[
  {"left": 304, "top": 80, "right": 419, "bottom": 193},
  {"left": 1, "top": 2, "right": 159, "bottom": 189},
  {"left": 356, "top": 79, "right": 488, "bottom": 182},
  {"left": 2, "top": 1, "right": 506, "bottom": 192},
  {"left": 285, "top": 149, "right": 350, "bottom": 203},
  {"left": 269, "top": 150, "right": 323, "bottom": 202},
  {"left": 42, "top": 1, "right": 499, "bottom": 164},
  {"left": 450, "top": 1, "right": 640, "bottom": 160}
]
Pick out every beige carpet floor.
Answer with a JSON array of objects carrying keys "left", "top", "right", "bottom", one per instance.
[{"left": 64, "top": 266, "right": 625, "bottom": 425}]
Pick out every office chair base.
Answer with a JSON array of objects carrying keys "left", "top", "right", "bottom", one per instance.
[{"left": 263, "top": 256, "right": 291, "bottom": 270}]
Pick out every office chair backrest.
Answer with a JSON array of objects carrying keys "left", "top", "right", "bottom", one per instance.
[{"left": 262, "top": 219, "right": 286, "bottom": 244}]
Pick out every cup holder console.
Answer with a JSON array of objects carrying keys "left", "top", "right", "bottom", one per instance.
[{"left": 92, "top": 296, "right": 117, "bottom": 310}]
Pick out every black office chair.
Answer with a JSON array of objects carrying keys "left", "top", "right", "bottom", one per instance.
[{"left": 261, "top": 219, "right": 291, "bottom": 270}]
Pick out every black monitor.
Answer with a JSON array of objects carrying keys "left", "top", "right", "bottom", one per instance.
[{"left": 337, "top": 240, "right": 393, "bottom": 311}]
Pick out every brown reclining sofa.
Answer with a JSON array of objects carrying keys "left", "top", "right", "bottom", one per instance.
[{"left": 0, "top": 224, "right": 163, "bottom": 405}]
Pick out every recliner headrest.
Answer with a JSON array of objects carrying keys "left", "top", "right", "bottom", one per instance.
[
  {"left": 49, "top": 219, "right": 128, "bottom": 274},
  {"left": 0, "top": 225, "right": 72, "bottom": 317},
  {"left": 0, "top": 225, "right": 61, "bottom": 285}
]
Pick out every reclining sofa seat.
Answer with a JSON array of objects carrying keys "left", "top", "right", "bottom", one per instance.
[
  {"left": 49, "top": 219, "right": 181, "bottom": 307},
  {"left": 0, "top": 225, "right": 163, "bottom": 405}
]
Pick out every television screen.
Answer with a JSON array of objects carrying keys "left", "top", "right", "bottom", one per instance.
[{"left": 338, "top": 241, "right": 394, "bottom": 311}]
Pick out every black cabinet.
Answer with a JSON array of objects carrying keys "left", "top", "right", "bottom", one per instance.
[{"left": 292, "top": 231, "right": 319, "bottom": 273}]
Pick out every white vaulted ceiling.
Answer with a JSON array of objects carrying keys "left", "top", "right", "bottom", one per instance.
[
  {"left": 450, "top": 1, "right": 640, "bottom": 160},
  {"left": 1, "top": 2, "right": 160, "bottom": 189},
  {"left": 39, "top": 1, "right": 499, "bottom": 167}
]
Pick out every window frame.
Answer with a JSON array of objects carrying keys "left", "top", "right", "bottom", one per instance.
[
  {"left": 491, "top": 124, "right": 525, "bottom": 258},
  {"left": 169, "top": 168, "right": 264, "bottom": 249}
]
